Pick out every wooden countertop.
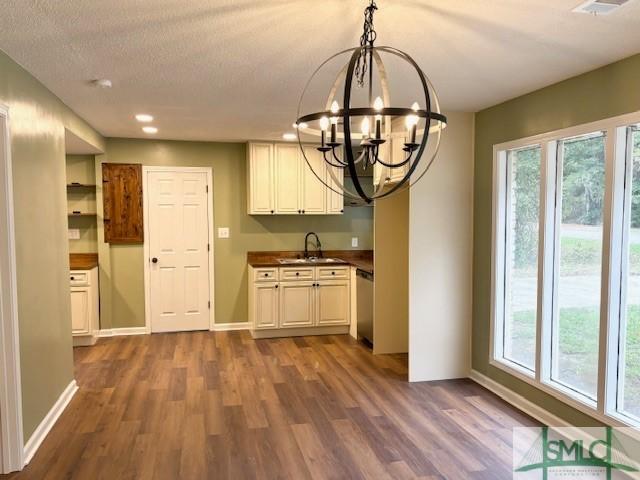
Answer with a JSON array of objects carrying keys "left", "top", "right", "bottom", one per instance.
[
  {"left": 70, "top": 253, "right": 98, "bottom": 270},
  {"left": 247, "top": 250, "right": 373, "bottom": 274}
]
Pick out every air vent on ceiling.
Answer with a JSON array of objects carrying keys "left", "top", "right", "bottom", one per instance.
[{"left": 573, "top": 0, "right": 631, "bottom": 14}]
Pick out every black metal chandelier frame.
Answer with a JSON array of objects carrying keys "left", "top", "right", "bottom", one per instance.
[{"left": 295, "top": 1, "right": 447, "bottom": 204}]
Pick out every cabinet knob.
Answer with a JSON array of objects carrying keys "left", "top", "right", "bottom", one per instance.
[
  {"left": 270, "top": 210, "right": 274, "bottom": 214},
  {"left": 295, "top": 272, "right": 300, "bottom": 276},
  {"left": 298, "top": 210, "right": 301, "bottom": 214},
  {"left": 275, "top": 284, "right": 279, "bottom": 289},
  {"left": 302, "top": 210, "right": 305, "bottom": 214},
  {"left": 340, "top": 209, "right": 344, "bottom": 213},
  {"left": 70, "top": 276, "right": 75, "bottom": 280},
  {"left": 151, "top": 257, "right": 158, "bottom": 264},
  {"left": 264, "top": 273, "right": 268, "bottom": 277},
  {"left": 331, "top": 271, "right": 335, "bottom": 275}
]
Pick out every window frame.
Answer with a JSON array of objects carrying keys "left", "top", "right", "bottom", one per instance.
[{"left": 490, "top": 110, "right": 640, "bottom": 429}]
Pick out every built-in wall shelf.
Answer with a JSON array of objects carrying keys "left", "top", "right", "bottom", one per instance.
[
  {"left": 67, "top": 183, "right": 96, "bottom": 189},
  {"left": 68, "top": 212, "right": 97, "bottom": 217}
]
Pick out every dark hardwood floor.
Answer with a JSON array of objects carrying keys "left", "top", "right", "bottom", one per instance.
[{"left": 5, "top": 332, "right": 539, "bottom": 479}]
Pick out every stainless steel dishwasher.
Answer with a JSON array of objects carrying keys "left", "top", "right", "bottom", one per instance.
[{"left": 356, "top": 268, "right": 374, "bottom": 346}]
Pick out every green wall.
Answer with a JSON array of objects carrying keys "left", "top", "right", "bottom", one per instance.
[
  {"left": 97, "top": 138, "right": 373, "bottom": 329},
  {"left": 474, "top": 54, "right": 640, "bottom": 426},
  {"left": 66, "top": 154, "right": 98, "bottom": 253},
  {"left": 0, "top": 50, "right": 104, "bottom": 440}
]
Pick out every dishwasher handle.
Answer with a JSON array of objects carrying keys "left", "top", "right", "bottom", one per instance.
[{"left": 356, "top": 269, "right": 373, "bottom": 281}]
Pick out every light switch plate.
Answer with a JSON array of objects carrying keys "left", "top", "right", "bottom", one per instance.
[
  {"left": 351, "top": 237, "right": 359, "bottom": 248},
  {"left": 218, "top": 227, "right": 230, "bottom": 239},
  {"left": 68, "top": 229, "right": 80, "bottom": 240}
]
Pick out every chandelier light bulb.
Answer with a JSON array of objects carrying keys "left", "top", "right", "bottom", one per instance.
[
  {"left": 373, "top": 96, "right": 384, "bottom": 111},
  {"left": 330, "top": 101, "right": 340, "bottom": 114},
  {"left": 405, "top": 114, "right": 419, "bottom": 128},
  {"left": 411, "top": 101, "right": 420, "bottom": 111},
  {"left": 319, "top": 116, "right": 330, "bottom": 131},
  {"left": 361, "top": 117, "right": 370, "bottom": 137}
]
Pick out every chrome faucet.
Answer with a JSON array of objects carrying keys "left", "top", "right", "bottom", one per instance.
[{"left": 304, "top": 232, "right": 323, "bottom": 259}]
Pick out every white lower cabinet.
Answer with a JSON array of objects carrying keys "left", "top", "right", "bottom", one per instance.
[
  {"left": 249, "top": 266, "right": 350, "bottom": 338},
  {"left": 279, "top": 282, "right": 315, "bottom": 327},
  {"left": 316, "top": 281, "right": 350, "bottom": 326},
  {"left": 253, "top": 282, "right": 279, "bottom": 329},
  {"left": 70, "top": 287, "right": 91, "bottom": 334},
  {"left": 70, "top": 266, "right": 99, "bottom": 346}
]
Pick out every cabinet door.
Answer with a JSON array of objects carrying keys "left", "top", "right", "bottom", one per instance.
[
  {"left": 326, "top": 150, "right": 344, "bottom": 215},
  {"left": 316, "top": 281, "right": 350, "bottom": 326},
  {"left": 102, "top": 163, "right": 143, "bottom": 243},
  {"left": 248, "top": 143, "right": 274, "bottom": 214},
  {"left": 70, "top": 287, "right": 90, "bottom": 334},
  {"left": 274, "top": 144, "right": 301, "bottom": 214},
  {"left": 301, "top": 146, "right": 326, "bottom": 214},
  {"left": 279, "top": 282, "right": 315, "bottom": 327},
  {"left": 253, "top": 282, "right": 279, "bottom": 329},
  {"left": 388, "top": 133, "right": 409, "bottom": 184}
]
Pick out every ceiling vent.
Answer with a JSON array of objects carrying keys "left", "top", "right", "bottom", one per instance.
[{"left": 573, "top": 0, "right": 631, "bottom": 14}]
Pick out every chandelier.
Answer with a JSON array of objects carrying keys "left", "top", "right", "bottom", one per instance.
[{"left": 295, "top": 0, "right": 447, "bottom": 204}]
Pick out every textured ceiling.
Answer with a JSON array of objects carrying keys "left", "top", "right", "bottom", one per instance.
[{"left": 1, "top": 0, "right": 639, "bottom": 142}]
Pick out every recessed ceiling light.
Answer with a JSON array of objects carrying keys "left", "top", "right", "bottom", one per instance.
[
  {"left": 135, "top": 114, "right": 154, "bottom": 122},
  {"left": 142, "top": 126, "right": 158, "bottom": 134},
  {"left": 91, "top": 79, "right": 112, "bottom": 89},
  {"left": 283, "top": 133, "right": 297, "bottom": 141}
]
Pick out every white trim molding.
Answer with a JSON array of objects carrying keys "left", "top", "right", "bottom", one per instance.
[
  {"left": 470, "top": 370, "right": 569, "bottom": 428},
  {"left": 23, "top": 380, "right": 78, "bottom": 466},
  {"left": 97, "top": 327, "right": 149, "bottom": 337},
  {"left": 142, "top": 166, "right": 216, "bottom": 333},
  {"left": 211, "top": 322, "right": 250, "bottom": 332},
  {"left": 0, "top": 104, "right": 24, "bottom": 473}
]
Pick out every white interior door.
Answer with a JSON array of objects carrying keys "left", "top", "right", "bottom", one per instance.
[{"left": 147, "top": 169, "right": 211, "bottom": 332}]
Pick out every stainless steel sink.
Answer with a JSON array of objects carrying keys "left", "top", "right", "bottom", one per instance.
[{"left": 278, "top": 257, "right": 343, "bottom": 265}]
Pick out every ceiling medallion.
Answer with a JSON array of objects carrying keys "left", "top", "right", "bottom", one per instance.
[{"left": 296, "top": 0, "right": 447, "bottom": 204}]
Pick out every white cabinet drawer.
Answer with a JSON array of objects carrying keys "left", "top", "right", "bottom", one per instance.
[
  {"left": 70, "top": 271, "right": 89, "bottom": 286},
  {"left": 280, "top": 267, "right": 315, "bottom": 281},
  {"left": 254, "top": 268, "right": 278, "bottom": 282},
  {"left": 317, "top": 266, "right": 349, "bottom": 280}
]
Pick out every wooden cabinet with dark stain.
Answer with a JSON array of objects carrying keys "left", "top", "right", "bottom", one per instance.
[{"left": 102, "top": 163, "right": 143, "bottom": 244}]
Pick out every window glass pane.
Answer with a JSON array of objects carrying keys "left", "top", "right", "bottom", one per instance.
[
  {"left": 551, "top": 133, "right": 605, "bottom": 400},
  {"left": 503, "top": 146, "right": 541, "bottom": 371},
  {"left": 618, "top": 127, "right": 640, "bottom": 422}
]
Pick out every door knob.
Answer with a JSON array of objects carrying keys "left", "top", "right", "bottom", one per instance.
[{"left": 151, "top": 257, "right": 158, "bottom": 263}]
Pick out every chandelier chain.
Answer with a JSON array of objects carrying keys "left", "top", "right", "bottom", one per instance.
[{"left": 354, "top": 0, "right": 377, "bottom": 88}]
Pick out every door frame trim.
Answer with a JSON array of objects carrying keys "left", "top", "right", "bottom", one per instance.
[
  {"left": 0, "top": 104, "right": 25, "bottom": 473},
  {"left": 142, "top": 166, "right": 216, "bottom": 332}
]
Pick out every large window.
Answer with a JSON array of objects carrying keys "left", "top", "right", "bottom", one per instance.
[
  {"left": 617, "top": 126, "right": 640, "bottom": 423},
  {"left": 502, "top": 146, "right": 541, "bottom": 372},
  {"left": 492, "top": 113, "right": 640, "bottom": 427},
  {"left": 551, "top": 133, "right": 605, "bottom": 401}
]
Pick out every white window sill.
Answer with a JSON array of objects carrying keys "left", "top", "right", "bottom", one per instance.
[{"left": 489, "top": 357, "right": 640, "bottom": 431}]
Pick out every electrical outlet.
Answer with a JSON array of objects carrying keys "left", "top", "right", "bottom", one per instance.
[
  {"left": 218, "top": 227, "right": 230, "bottom": 239},
  {"left": 68, "top": 229, "right": 80, "bottom": 240},
  {"left": 351, "top": 237, "right": 359, "bottom": 248}
]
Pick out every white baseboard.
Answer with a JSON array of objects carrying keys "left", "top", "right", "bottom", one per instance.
[
  {"left": 23, "top": 380, "right": 78, "bottom": 465},
  {"left": 97, "top": 327, "right": 149, "bottom": 337},
  {"left": 211, "top": 322, "right": 250, "bottom": 332},
  {"left": 469, "top": 369, "right": 570, "bottom": 428}
]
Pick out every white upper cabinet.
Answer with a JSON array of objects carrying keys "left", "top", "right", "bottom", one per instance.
[
  {"left": 301, "top": 146, "right": 326, "bottom": 214},
  {"left": 275, "top": 144, "right": 301, "bottom": 214},
  {"left": 247, "top": 142, "right": 275, "bottom": 214},
  {"left": 247, "top": 142, "right": 344, "bottom": 215},
  {"left": 373, "top": 132, "right": 408, "bottom": 187}
]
